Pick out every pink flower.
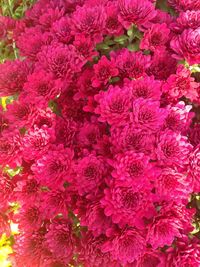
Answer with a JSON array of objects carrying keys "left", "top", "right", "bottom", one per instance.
[
  {"left": 189, "top": 145, "right": 200, "bottom": 192},
  {"left": 23, "top": 70, "right": 62, "bottom": 103},
  {"left": 31, "top": 144, "right": 73, "bottom": 189},
  {"left": 135, "top": 249, "right": 166, "bottom": 267},
  {"left": 168, "top": 0, "right": 200, "bottom": 12},
  {"left": 101, "top": 183, "right": 154, "bottom": 227},
  {"left": 45, "top": 218, "right": 74, "bottom": 263},
  {"left": 39, "top": 7, "right": 64, "bottom": 29},
  {"left": 0, "top": 60, "right": 30, "bottom": 97},
  {"left": 37, "top": 42, "right": 85, "bottom": 79},
  {"left": 154, "top": 168, "right": 192, "bottom": 202},
  {"left": 131, "top": 99, "right": 168, "bottom": 132},
  {"left": 125, "top": 75, "right": 162, "bottom": 101},
  {"left": 162, "top": 65, "right": 199, "bottom": 101},
  {"left": 51, "top": 17, "right": 73, "bottom": 44},
  {"left": 188, "top": 123, "right": 200, "bottom": 147},
  {"left": 95, "top": 85, "right": 131, "bottom": 126},
  {"left": 72, "top": 4, "right": 106, "bottom": 43},
  {"left": 155, "top": 130, "right": 192, "bottom": 168},
  {"left": 170, "top": 28, "right": 200, "bottom": 65},
  {"left": 111, "top": 49, "right": 151, "bottom": 79},
  {"left": 111, "top": 151, "right": 152, "bottom": 187},
  {"left": 140, "top": 23, "right": 170, "bottom": 52},
  {"left": 101, "top": 227, "right": 146, "bottom": 264},
  {"left": 118, "top": 0, "right": 157, "bottom": 29},
  {"left": 92, "top": 56, "right": 119, "bottom": 87},
  {"left": 176, "top": 10, "right": 200, "bottom": 31},
  {"left": 73, "top": 154, "right": 105, "bottom": 196},
  {"left": 78, "top": 232, "right": 117, "bottom": 267},
  {"left": 21, "top": 126, "right": 55, "bottom": 161}
]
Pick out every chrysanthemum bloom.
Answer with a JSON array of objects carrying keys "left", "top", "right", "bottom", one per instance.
[
  {"left": 0, "top": 59, "right": 30, "bottom": 96},
  {"left": 110, "top": 151, "right": 152, "bottom": 187},
  {"left": 78, "top": 199, "right": 112, "bottom": 237},
  {"left": 21, "top": 126, "right": 55, "bottom": 161},
  {"left": 125, "top": 76, "right": 162, "bottom": 101},
  {"left": 188, "top": 123, "right": 200, "bottom": 147},
  {"left": 15, "top": 176, "right": 40, "bottom": 202},
  {"left": 110, "top": 124, "right": 155, "bottom": 155},
  {"left": 15, "top": 204, "right": 43, "bottom": 231},
  {"left": 95, "top": 85, "right": 131, "bottom": 126},
  {"left": 72, "top": 4, "right": 106, "bottom": 43},
  {"left": 101, "top": 227, "right": 146, "bottom": 264},
  {"left": 101, "top": 183, "right": 154, "bottom": 227},
  {"left": 78, "top": 232, "right": 118, "bottom": 267},
  {"left": 45, "top": 218, "right": 74, "bottom": 263},
  {"left": 154, "top": 168, "right": 192, "bottom": 202},
  {"left": 168, "top": 0, "right": 200, "bottom": 12},
  {"left": 37, "top": 42, "right": 85, "bottom": 80},
  {"left": 73, "top": 154, "right": 105, "bottom": 196},
  {"left": 146, "top": 215, "right": 182, "bottom": 249},
  {"left": 39, "top": 7, "right": 64, "bottom": 29},
  {"left": 5, "top": 100, "right": 37, "bottom": 128},
  {"left": 166, "top": 238, "right": 200, "bottom": 267},
  {"left": 118, "top": 0, "right": 157, "bottom": 29},
  {"left": 41, "top": 188, "right": 71, "bottom": 218},
  {"left": 16, "top": 26, "right": 51, "bottom": 60},
  {"left": 135, "top": 249, "right": 166, "bottom": 267},
  {"left": 111, "top": 49, "right": 151, "bottom": 79},
  {"left": 162, "top": 65, "right": 199, "bottom": 101},
  {"left": 23, "top": 70, "right": 62, "bottom": 104},
  {"left": 170, "top": 27, "right": 200, "bottom": 65},
  {"left": 163, "top": 102, "right": 193, "bottom": 133},
  {"left": 155, "top": 130, "right": 192, "bottom": 168},
  {"left": 73, "top": 34, "right": 98, "bottom": 61},
  {"left": 131, "top": 99, "right": 168, "bottom": 132},
  {"left": 140, "top": 23, "right": 170, "bottom": 52},
  {"left": 51, "top": 16, "right": 73, "bottom": 44},
  {"left": 92, "top": 56, "right": 119, "bottom": 88},
  {"left": 32, "top": 144, "right": 73, "bottom": 188},
  {"left": 104, "top": 2, "right": 123, "bottom": 36},
  {"left": 147, "top": 50, "right": 177, "bottom": 80},
  {"left": 189, "top": 145, "right": 200, "bottom": 191},
  {"left": 176, "top": 10, "right": 200, "bottom": 31}
]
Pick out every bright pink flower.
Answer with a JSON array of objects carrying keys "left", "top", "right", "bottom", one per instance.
[
  {"left": 72, "top": 4, "right": 106, "bottom": 43},
  {"left": 45, "top": 218, "right": 74, "bottom": 263},
  {"left": 95, "top": 85, "right": 131, "bottom": 126},
  {"left": 154, "top": 168, "right": 192, "bottom": 202},
  {"left": 78, "top": 199, "right": 112, "bottom": 236},
  {"left": 111, "top": 49, "right": 151, "bottom": 79},
  {"left": 166, "top": 238, "right": 200, "bottom": 267},
  {"left": 168, "top": 0, "right": 200, "bottom": 12},
  {"left": 118, "top": 0, "right": 157, "bottom": 29},
  {"left": 131, "top": 99, "right": 168, "bottom": 132},
  {"left": 110, "top": 151, "right": 152, "bottom": 187},
  {"left": 104, "top": 2, "right": 124, "bottom": 36},
  {"left": 101, "top": 227, "right": 146, "bottom": 264},
  {"left": 125, "top": 76, "right": 162, "bottom": 101},
  {"left": 39, "top": 7, "right": 64, "bottom": 29},
  {"left": 110, "top": 125, "right": 155, "bottom": 156},
  {"left": 0, "top": 60, "right": 30, "bottom": 97},
  {"left": 176, "top": 10, "right": 200, "bottom": 31},
  {"left": 32, "top": 144, "right": 73, "bottom": 189},
  {"left": 78, "top": 232, "right": 118, "bottom": 267},
  {"left": 162, "top": 65, "right": 199, "bottom": 101},
  {"left": 170, "top": 28, "right": 200, "bottom": 65},
  {"left": 21, "top": 126, "right": 55, "bottom": 161},
  {"left": 51, "top": 16, "right": 73, "bottom": 44},
  {"left": 101, "top": 183, "right": 154, "bottom": 227},
  {"left": 23, "top": 70, "right": 62, "bottom": 103},
  {"left": 92, "top": 56, "right": 119, "bottom": 87},
  {"left": 37, "top": 42, "right": 85, "bottom": 79},
  {"left": 73, "top": 154, "right": 105, "bottom": 196},
  {"left": 188, "top": 123, "right": 200, "bottom": 147},
  {"left": 155, "top": 130, "right": 192, "bottom": 168},
  {"left": 73, "top": 34, "right": 98, "bottom": 61},
  {"left": 140, "top": 23, "right": 170, "bottom": 52},
  {"left": 189, "top": 145, "right": 200, "bottom": 192}
]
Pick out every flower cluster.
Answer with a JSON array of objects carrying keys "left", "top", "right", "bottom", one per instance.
[{"left": 0, "top": 0, "right": 200, "bottom": 266}]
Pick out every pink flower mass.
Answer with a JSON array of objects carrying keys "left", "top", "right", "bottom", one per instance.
[{"left": 0, "top": 0, "right": 200, "bottom": 266}]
